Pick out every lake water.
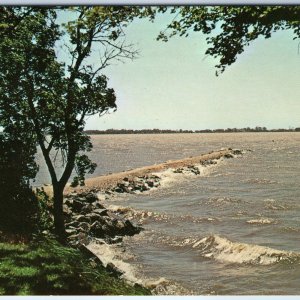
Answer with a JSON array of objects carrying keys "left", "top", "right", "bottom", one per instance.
[{"left": 37, "top": 133, "right": 300, "bottom": 295}]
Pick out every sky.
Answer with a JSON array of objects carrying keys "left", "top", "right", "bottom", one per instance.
[{"left": 81, "top": 12, "right": 300, "bottom": 131}]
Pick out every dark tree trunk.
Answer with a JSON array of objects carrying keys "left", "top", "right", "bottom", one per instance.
[{"left": 53, "top": 183, "right": 66, "bottom": 243}]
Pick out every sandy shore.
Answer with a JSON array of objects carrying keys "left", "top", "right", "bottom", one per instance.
[{"left": 60, "top": 148, "right": 233, "bottom": 194}]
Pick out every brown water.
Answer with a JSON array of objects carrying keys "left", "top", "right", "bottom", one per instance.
[{"left": 36, "top": 133, "right": 300, "bottom": 295}]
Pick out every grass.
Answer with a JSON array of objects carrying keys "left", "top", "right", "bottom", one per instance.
[{"left": 0, "top": 238, "right": 151, "bottom": 295}]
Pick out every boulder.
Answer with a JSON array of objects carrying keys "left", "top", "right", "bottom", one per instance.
[
  {"left": 114, "top": 220, "right": 125, "bottom": 230},
  {"left": 140, "top": 184, "right": 149, "bottom": 192},
  {"left": 108, "top": 236, "right": 123, "bottom": 244},
  {"left": 123, "top": 220, "right": 142, "bottom": 236},
  {"left": 92, "top": 201, "right": 105, "bottom": 209},
  {"left": 101, "top": 224, "right": 112, "bottom": 235},
  {"left": 64, "top": 198, "right": 73, "bottom": 207},
  {"left": 106, "top": 262, "right": 124, "bottom": 278},
  {"left": 78, "top": 221, "right": 90, "bottom": 232},
  {"left": 66, "top": 228, "right": 78, "bottom": 235},
  {"left": 104, "top": 218, "right": 114, "bottom": 229},
  {"left": 81, "top": 203, "right": 94, "bottom": 214},
  {"left": 146, "top": 180, "right": 154, "bottom": 187},
  {"left": 90, "top": 221, "right": 105, "bottom": 237},
  {"left": 232, "top": 149, "right": 243, "bottom": 155},
  {"left": 73, "top": 215, "right": 91, "bottom": 223},
  {"left": 66, "top": 220, "right": 80, "bottom": 228},
  {"left": 68, "top": 232, "right": 89, "bottom": 245},
  {"left": 72, "top": 199, "right": 85, "bottom": 213},
  {"left": 86, "top": 212, "right": 105, "bottom": 223},
  {"left": 93, "top": 208, "right": 108, "bottom": 216},
  {"left": 77, "top": 244, "right": 104, "bottom": 267},
  {"left": 114, "top": 187, "right": 124, "bottom": 193},
  {"left": 63, "top": 204, "right": 72, "bottom": 215},
  {"left": 85, "top": 192, "right": 99, "bottom": 203}
]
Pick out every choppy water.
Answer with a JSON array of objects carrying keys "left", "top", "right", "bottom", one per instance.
[{"left": 37, "top": 133, "right": 300, "bottom": 294}]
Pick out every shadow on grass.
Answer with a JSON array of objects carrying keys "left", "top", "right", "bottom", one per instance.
[{"left": 0, "top": 238, "right": 150, "bottom": 295}]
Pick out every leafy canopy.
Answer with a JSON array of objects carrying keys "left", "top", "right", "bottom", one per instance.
[
  {"left": 0, "top": 7, "right": 141, "bottom": 188},
  {"left": 158, "top": 6, "right": 300, "bottom": 74}
]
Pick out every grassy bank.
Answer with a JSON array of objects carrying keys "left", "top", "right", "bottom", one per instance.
[{"left": 0, "top": 237, "right": 150, "bottom": 295}]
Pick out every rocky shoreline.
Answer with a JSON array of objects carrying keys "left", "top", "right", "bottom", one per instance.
[{"left": 62, "top": 148, "right": 244, "bottom": 284}]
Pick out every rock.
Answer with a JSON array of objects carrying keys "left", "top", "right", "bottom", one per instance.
[
  {"left": 63, "top": 204, "right": 72, "bottom": 215},
  {"left": 232, "top": 149, "right": 243, "bottom": 155},
  {"left": 123, "top": 220, "right": 142, "bottom": 235},
  {"left": 78, "top": 222, "right": 90, "bottom": 232},
  {"left": 64, "top": 198, "right": 73, "bottom": 207},
  {"left": 66, "top": 220, "right": 80, "bottom": 228},
  {"left": 92, "top": 201, "right": 105, "bottom": 209},
  {"left": 202, "top": 159, "right": 217, "bottom": 166},
  {"left": 93, "top": 208, "right": 108, "bottom": 216},
  {"left": 72, "top": 199, "right": 85, "bottom": 213},
  {"left": 90, "top": 221, "right": 105, "bottom": 237},
  {"left": 153, "top": 181, "right": 160, "bottom": 187},
  {"left": 106, "top": 262, "right": 124, "bottom": 278},
  {"left": 123, "top": 177, "right": 129, "bottom": 182},
  {"left": 73, "top": 215, "right": 91, "bottom": 223},
  {"left": 68, "top": 232, "right": 89, "bottom": 245},
  {"left": 97, "top": 193, "right": 106, "bottom": 201},
  {"left": 140, "top": 184, "right": 149, "bottom": 192},
  {"left": 114, "top": 187, "right": 124, "bottom": 193},
  {"left": 109, "top": 236, "right": 123, "bottom": 244},
  {"left": 224, "top": 153, "right": 234, "bottom": 159},
  {"left": 65, "top": 188, "right": 144, "bottom": 244},
  {"left": 101, "top": 224, "right": 112, "bottom": 235},
  {"left": 86, "top": 213, "right": 105, "bottom": 223},
  {"left": 66, "top": 228, "right": 78, "bottom": 235},
  {"left": 146, "top": 180, "right": 154, "bottom": 187},
  {"left": 104, "top": 219, "right": 114, "bottom": 228},
  {"left": 85, "top": 192, "right": 99, "bottom": 203},
  {"left": 114, "top": 220, "right": 125, "bottom": 230},
  {"left": 81, "top": 203, "right": 94, "bottom": 214},
  {"left": 77, "top": 244, "right": 104, "bottom": 267}
]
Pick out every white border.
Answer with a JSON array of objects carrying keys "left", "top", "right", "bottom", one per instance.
[{"left": 1, "top": 1, "right": 299, "bottom": 299}]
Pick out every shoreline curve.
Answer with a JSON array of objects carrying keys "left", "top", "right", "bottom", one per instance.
[{"left": 64, "top": 148, "right": 235, "bottom": 194}]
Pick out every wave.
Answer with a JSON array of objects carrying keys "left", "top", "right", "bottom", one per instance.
[
  {"left": 281, "top": 226, "right": 300, "bottom": 234},
  {"left": 206, "top": 196, "right": 243, "bottom": 207},
  {"left": 264, "top": 199, "right": 288, "bottom": 211},
  {"left": 246, "top": 218, "right": 276, "bottom": 225},
  {"left": 244, "top": 178, "right": 278, "bottom": 185},
  {"left": 108, "top": 204, "right": 220, "bottom": 225},
  {"left": 87, "top": 241, "right": 140, "bottom": 283},
  {"left": 87, "top": 240, "right": 192, "bottom": 295},
  {"left": 153, "top": 158, "right": 225, "bottom": 188},
  {"left": 190, "top": 235, "right": 299, "bottom": 265},
  {"left": 133, "top": 233, "right": 299, "bottom": 266}
]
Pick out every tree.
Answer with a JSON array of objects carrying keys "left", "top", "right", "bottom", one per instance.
[
  {"left": 0, "top": 126, "right": 39, "bottom": 234},
  {"left": 0, "top": 7, "right": 141, "bottom": 241},
  {"left": 157, "top": 6, "right": 300, "bottom": 74}
]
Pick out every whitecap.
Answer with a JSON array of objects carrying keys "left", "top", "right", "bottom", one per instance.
[
  {"left": 191, "top": 235, "right": 299, "bottom": 265},
  {"left": 247, "top": 218, "right": 276, "bottom": 225}
]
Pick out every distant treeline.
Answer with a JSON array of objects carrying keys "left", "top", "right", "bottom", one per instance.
[{"left": 85, "top": 127, "right": 300, "bottom": 135}]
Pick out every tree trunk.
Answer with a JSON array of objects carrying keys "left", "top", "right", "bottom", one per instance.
[{"left": 53, "top": 183, "right": 66, "bottom": 243}]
